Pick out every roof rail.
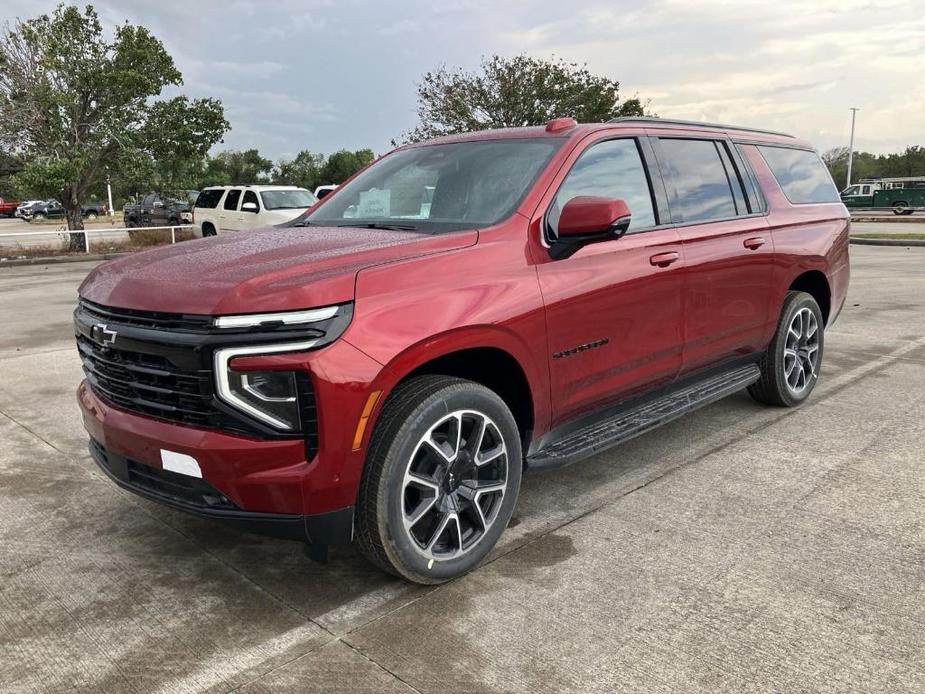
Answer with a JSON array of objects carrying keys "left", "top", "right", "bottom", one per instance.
[{"left": 606, "top": 116, "right": 795, "bottom": 139}]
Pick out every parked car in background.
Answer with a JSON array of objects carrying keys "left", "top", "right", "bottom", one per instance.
[
  {"left": 0, "top": 197, "right": 19, "bottom": 217},
  {"left": 26, "top": 199, "right": 108, "bottom": 221},
  {"left": 15, "top": 200, "right": 45, "bottom": 218},
  {"left": 314, "top": 184, "right": 338, "bottom": 200},
  {"left": 193, "top": 185, "right": 317, "bottom": 236},
  {"left": 123, "top": 192, "right": 191, "bottom": 228},
  {"left": 840, "top": 177, "right": 925, "bottom": 215},
  {"left": 76, "top": 117, "right": 849, "bottom": 583}
]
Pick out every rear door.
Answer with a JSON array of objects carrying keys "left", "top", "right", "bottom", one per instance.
[
  {"left": 650, "top": 134, "right": 774, "bottom": 373},
  {"left": 218, "top": 188, "right": 243, "bottom": 232},
  {"left": 534, "top": 134, "right": 685, "bottom": 426}
]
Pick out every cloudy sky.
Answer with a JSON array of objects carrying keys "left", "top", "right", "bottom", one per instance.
[{"left": 3, "top": 0, "right": 923, "bottom": 160}]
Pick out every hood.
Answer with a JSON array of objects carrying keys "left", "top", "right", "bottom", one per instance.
[
  {"left": 259, "top": 208, "right": 309, "bottom": 225},
  {"left": 79, "top": 225, "right": 477, "bottom": 315}
]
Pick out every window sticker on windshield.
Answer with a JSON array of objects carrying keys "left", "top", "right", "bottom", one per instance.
[{"left": 357, "top": 188, "right": 390, "bottom": 217}]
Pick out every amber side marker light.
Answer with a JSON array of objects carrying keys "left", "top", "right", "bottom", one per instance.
[{"left": 352, "top": 390, "right": 382, "bottom": 451}]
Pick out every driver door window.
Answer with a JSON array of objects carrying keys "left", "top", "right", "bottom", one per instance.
[{"left": 548, "top": 138, "right": 656, "bottom": 240}]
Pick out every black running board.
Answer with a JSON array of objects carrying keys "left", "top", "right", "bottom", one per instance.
[{"left": 526, "top": 363, "right": 761, "bottom": 470}]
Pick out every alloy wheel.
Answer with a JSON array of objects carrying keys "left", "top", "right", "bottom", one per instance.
[
  {"left": 401, "top": 410, "right": 508, "bottom": 561},
  {"left": 783, "top": 307, "right": 819, "bottom": 395}
]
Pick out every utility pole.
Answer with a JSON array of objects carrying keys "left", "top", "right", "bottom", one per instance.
[{"left": 846, "top": 107, "right": 859, "bottom": 188}]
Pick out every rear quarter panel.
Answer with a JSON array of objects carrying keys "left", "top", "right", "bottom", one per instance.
[{"left": 742, "top": 144, "right": 850, "bottom": 327}]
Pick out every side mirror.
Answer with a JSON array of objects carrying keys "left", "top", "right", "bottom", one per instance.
[
  {"left": 242, "top": 201, "right": 258, "bottom": 212},
  {"left": 549, "top": 196, "right": 631, "bottom": 260}
]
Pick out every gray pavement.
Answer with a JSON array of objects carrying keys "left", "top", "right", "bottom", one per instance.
[{"left": 1, "top": 247, "right": 924, "bottom": 693}]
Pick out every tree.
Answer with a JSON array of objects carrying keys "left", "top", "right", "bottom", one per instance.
[
  {"left": 201, "top": 149, "right": 273, "bottom": 186},
  {"left": 397, "top": 55, "right": 649, "bottom": 143},
  {"left": 0, "top": 4, "right": 227, "bottom": 247},
  {"left": 319, "top": 149, "right": 375, "bottom": 184},
  {"left": 822, "top": 145, "right": 925, "bottom": 188},
  {"left": 273, "top": 150, "right": 325, "bottom": 190}
]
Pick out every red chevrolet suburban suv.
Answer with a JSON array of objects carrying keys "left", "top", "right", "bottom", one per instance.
[{"left": 76, "top": 117, "right": 849, "bottom": 583}]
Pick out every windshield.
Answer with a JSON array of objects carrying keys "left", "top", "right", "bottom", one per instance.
[
  {"left": 261, "top": 189, "right": 317, "bottom": 210},
  {"left": 299, "top": 138, "right": 563, "bottom": 233}
]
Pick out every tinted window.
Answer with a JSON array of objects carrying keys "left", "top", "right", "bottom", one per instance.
[
  {"left": 757, "top": 146, "right": 839, "bottom": 204},
  {"left": 659, "top": 139, "right": 739, "bottom": 222},
  {"left": 224, "top": 189, "right": 242, "bottom": 210},
  {"left": 304, "top": 139, "right": 562, "bottom": 233},
  {"left": 195, "top": 189, "right": 224, "bottom": 208},
  {"left": 548, "top": 138, "right": 656, "bottom": 237}
]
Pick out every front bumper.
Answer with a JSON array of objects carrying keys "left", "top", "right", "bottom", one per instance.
[{"left": 86, "top": 424, "right": 354, "bottom": 545}]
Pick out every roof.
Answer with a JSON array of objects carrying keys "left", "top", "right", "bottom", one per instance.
[
  {"left": 408, "top": 117, "right": 809, "bottom": 149},
  {"left": 200, "top": 185, "right": 309, "bottom": 191},
  {"left": 606, "top": 116, "right": 795, "bottom": 138}
]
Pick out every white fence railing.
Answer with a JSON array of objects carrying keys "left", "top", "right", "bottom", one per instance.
[{"left": 0, "top": 225, "right": 196, "bottom": 253}]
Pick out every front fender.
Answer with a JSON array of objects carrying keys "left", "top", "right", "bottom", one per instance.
[{"left": 346, "top": 322, "right": 551, "bottom": 443}]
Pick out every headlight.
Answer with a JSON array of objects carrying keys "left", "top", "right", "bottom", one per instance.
[
  {"left": 227, "top": 370, "right": 300, "bottom": 430},
  {"left": 214, "top": 340, "right": 319, "bottom": 431},
  {"left": 212, "top": 304, "right": 352, "bottom": 431}
]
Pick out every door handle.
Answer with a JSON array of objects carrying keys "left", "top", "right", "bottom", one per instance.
[
  {"left": 743, "top": 237, "right": 766, "bottom": 250},
  {"left": 649, "top": 251, "right": 680, "bottom": 267}
]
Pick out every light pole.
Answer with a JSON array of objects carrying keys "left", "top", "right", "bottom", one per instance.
[
  {"left": 846, "top": 107, "right": 859, "bottom": 188},
  {"left": 106, "top": 172, "right": 115, "bottom": 219}
]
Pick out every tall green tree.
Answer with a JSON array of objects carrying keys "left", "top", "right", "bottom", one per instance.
[
  {"left": 0, "top": 4, "right": 227, "bottom": 246},
  {"left": 273, "top": 150, "right": 325, "bottom": 190},
  {"left": 397, "top": 55, "right": 649, "bottom": 144},
  {"left": 202, "top": 149, "right": 273, "bottom": 186},
  {"left": 319, "top": 149, "right": 375, "bottom": 184}
]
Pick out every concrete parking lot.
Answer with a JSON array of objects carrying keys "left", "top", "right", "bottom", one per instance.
[{"left": 1, "top": 245, "right": 923, "bottom": 693}]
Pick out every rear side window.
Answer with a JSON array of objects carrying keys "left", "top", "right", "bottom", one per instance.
[
  {"left": 548, "top": 138, "right": 656, "bottom": 237},
  {"left": 224, "top": 189, "right": 242, "bottom": 210},
  {"left": 195, "top": 189, "right": 224, "bottom": 208},
  {"left": 757, "top": 146, "right": 840, "bottom": 204},
  {"left": 657, "top": 139, "right": 739, "bottom": 223}
]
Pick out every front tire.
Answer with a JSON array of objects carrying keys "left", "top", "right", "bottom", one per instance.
[
  {"left": 356, "top": 375, "right": 522, "bottom": 584},
  {"left": 749, "top": 291, "right": 824, "bottom": 407}
]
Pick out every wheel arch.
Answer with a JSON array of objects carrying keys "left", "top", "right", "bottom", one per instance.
[
  {"left": 366, "top": 329, "right": 546, "bottom": 452},
  {"left": 788, "top": 270, "right": 832, "bottom": 325}
]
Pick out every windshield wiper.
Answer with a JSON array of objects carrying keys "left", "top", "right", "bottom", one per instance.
[
  {"left": 336, "top": 222, "right": 420, "bottom": 231},
  {"left": 291, "top": 220, "right": 313, "bottom": 227}
]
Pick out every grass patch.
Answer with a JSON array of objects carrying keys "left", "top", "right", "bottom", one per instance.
[{"left": 1, "top": 228, "right": 196, "bottom": 261}]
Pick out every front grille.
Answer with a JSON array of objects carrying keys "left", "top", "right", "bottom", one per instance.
[
  {"left": 77, "top": 334, "right": 216, "bottom": 429},
  {"left": 80, "top": 299, "right": 213, "bottom": 332},
  {"left": 90, "top": 439, "right": 238, "bottom": 510},
  {"left": 76, "top": 300, "right": 322, "bottom": 454}
]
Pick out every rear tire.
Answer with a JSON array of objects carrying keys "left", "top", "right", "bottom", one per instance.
[
  {"left": 356, "top": 375, "right": 522, "bottom": 584},
  {"left": 892, "top": 201, "right": 910, "bottom": 215},
  {"left": 85, "top": 212, "right": 98, "bottom": 221},
  {"left": 201, "top": 222, "right": 216, "bottom": 237},
  {"left": 749, "top": 291, "right": 824, "bottom": 407},
  {"left": 32, "top": 213, "right": 45, "bottom": 222}
]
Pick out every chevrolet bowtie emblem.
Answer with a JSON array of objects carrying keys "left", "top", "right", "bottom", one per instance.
[{"left": 91, "top": 323, "right": 118, "bottom": 347}]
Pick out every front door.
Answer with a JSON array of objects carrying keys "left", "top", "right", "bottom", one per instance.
[
  {"left": 534, "top": 136, "right": 685, "bottom": 427},
  {"left": 651, "top": 136, "right": 775, "bottom": 373}
]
